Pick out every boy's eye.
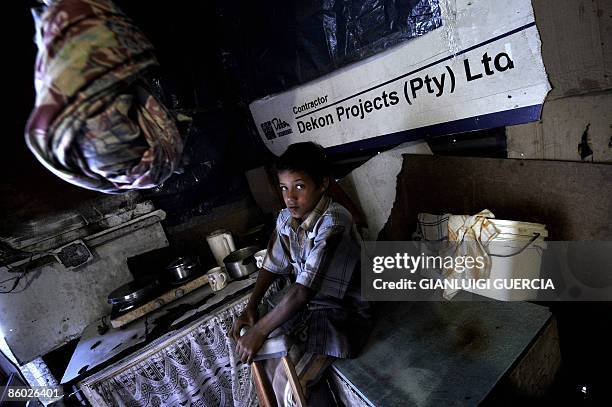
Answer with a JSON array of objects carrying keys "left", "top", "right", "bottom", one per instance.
[
  {"left": 280, "top": 186, "right": 288, "bottom": 191},
  {"left": 296, "top": 184, "right": 305, "bottom": 190}
]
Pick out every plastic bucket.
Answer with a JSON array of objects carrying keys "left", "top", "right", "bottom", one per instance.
[{"left": 463, "top": 220, "right": 547, "bottom": 301}]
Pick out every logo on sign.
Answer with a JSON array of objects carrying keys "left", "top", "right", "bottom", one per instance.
[{"left": 261, "top": 118, "right": 293, "bottom": 140}]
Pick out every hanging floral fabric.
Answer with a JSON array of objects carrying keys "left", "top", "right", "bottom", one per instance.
[{"left": 25, "top": 0, "right": 183, "bottom": 193}]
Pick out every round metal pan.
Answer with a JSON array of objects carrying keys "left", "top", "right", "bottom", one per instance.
[{"left": 107, "top": 279, "right": 159, "bottom": 305}]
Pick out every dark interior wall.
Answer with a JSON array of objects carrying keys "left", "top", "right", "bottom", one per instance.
[
  {"left": 2, "top": 4, "right": 100, "bottom": 225},
  {"left": 4, "top": 0, "right": 495, "bottom": 228},
  {"left": 380, "top": 155, "right": 612, "bottom": 240},
  {"left": 112, "top": 0, "right": 274, "bottom": 224},
  {"left": 4, "top": 1, "right": 271, "bottom": 228}
]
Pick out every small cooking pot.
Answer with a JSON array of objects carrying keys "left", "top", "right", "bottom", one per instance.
[
  {"left": 223, "top": 246, "right": 259, "bottom": 279},
  {"left": 165, "top": 256, "right": 200, "bottom": 283}
]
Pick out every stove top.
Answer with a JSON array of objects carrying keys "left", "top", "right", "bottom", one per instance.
[{"left": 109, "top": 273, "right": 210, "bottom": 328}]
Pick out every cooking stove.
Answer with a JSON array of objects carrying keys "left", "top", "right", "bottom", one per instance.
[{"left": 109, "top": 273, "right": 210, "bottom": 328}]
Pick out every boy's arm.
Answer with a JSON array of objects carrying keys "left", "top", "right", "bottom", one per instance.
[
  {"left": 247, "top": 268, "right": 279, "bottom": 310},
  {"left": 235, "top": 283, "right": 314, "bottom": 364},
  {"left": 231, "top": 268, "right": 279, "bottom": 341},
  {"left": 232, "top": 219, "right": 292, "bottom": 342}
]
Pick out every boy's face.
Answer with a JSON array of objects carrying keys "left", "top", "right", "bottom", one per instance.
[{"left": 278, "top": 170, "right": 328, "bottom": 220}]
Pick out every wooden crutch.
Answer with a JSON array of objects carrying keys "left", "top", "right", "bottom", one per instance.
[{"left": 243, "top": 329, "right": 307, "bottom": 407}]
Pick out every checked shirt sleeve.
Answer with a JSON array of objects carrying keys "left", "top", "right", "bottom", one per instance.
[
  {"left": 262, "top": 218, "right": 292, "bottom": 275},
  {"left": 295, "top": 210, "right": 359, "bottom": 298}
]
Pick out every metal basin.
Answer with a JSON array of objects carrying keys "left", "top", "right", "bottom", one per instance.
[{"left": 223, "top": 246, "right": 259, "bottom": 279}]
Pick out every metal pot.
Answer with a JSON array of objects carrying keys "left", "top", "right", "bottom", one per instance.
[
  {"left": 165, "top": 256, "right": 200, "bottom": 283},
  {"left": 223, "top": 246, "right": 259, "bottom": 279}
]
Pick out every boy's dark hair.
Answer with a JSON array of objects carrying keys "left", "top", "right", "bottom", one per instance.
[{"left": 275, "top": 142, "right": 330, "bottom": 186}]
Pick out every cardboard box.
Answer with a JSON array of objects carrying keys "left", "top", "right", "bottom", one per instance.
[
  {"left": 532, "top": 0, "right": 612, "bottom": 100},
  {"left": 507, "top": 92, "right": 612, "bottom": 163}
]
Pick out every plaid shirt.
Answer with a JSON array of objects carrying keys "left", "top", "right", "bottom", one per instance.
[
  {"left": 262, "top": 195, "right": 371, "bottom": 358},
  {"left": 263, "top": 195, "right": 359, "bottom": 299}
]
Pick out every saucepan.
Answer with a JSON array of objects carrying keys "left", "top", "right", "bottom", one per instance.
[
  {"left": 164, "top": 256, "right": 201, "bottom": 283},
  {"left": 223, "top": 246, "right": 259, "bottom": 279}
]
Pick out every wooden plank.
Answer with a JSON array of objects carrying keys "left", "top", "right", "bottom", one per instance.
[
  {"left": 4, "top": 201, "right": 156, "bottom": 251},
  {"left": 110, "top": 274, "right": 209, "bottom": 328},
  {"left": 252, "top": 362, "right": 277, "bottom": 407},
  {"left": 281, "top": 356, "right": 306, "bottom": 407}
]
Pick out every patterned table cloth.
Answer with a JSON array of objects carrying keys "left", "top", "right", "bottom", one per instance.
[{"left": 79, "top": 294, "right": 257, "bottom": 407}]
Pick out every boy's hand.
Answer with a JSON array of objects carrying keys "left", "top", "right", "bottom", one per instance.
[
  {"left": 231, "top": 307, "right": 258, "bottom": 342},
  {"left": 233, "top": 283, "right": 312, "bottom": 363},
  {"left": 235, "top": 325, "right": 267, "bottom": 364}
]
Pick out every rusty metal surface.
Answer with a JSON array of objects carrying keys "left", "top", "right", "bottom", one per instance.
[{"left": 333, "top": 292, "right": 551, "bottom": 406}]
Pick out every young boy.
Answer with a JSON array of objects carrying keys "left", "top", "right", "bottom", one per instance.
[{"left": 232, "top": 142, "right": 371, "bottom": 406}]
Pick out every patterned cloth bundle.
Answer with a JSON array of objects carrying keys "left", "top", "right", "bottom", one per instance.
[{"left": 26, "top": 0, "right": 183, "bottom": 193}]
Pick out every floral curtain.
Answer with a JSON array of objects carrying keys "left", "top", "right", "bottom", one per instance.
[{"left": 80, "top": 297, "right": 257, "bottom": 407}]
